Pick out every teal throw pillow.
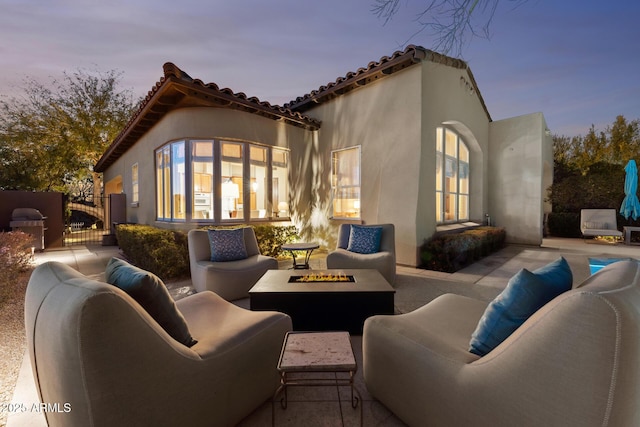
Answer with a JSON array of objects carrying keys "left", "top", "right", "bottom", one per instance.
[
  {"left": 469, "top": 257, "right": 573, "bottom": 356},
  {"left": 347, "top": 225, "right": 383, "bottom": 254},
  {"left": 105, "top": 257, "right": 197, "bottom": 347},
  {"left": 208, "top": 228, "right": 248, "bottom": 262}
]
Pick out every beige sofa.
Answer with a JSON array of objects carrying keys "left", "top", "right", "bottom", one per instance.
[
  {"left": 363, "top": 260, "right": 640, "bottom": 427},
  {"left": 188, "top": 227, "right": 278, "bottom": 300},
  {"left": 25, "top": 261, "right": 292, "bottom": 427}
]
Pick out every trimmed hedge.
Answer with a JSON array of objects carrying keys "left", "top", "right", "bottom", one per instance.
[
  {"left": 115, "top": 225, "right": 190, "bottom": 280},
  {"left": 419, "top": 226, "right": 506, "bottom": 273},
  {"left": 115, "top": 224, "right": 300, "bottom": 279},
  {"left": 547, "top": 212, "right": 581, "bottom": 238}
]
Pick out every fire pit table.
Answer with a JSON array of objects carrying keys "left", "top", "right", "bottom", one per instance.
[{"left": 249, "top": 269, "right": 395, "bottom": 334}]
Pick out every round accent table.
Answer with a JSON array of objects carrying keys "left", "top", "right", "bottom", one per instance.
[{"left": 281, "top": 242, "right": 320, "bottom": 269}]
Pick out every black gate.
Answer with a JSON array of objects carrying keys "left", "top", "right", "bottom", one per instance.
[{"left": 64, "top": 194, "right": 126, "bottom": 246}]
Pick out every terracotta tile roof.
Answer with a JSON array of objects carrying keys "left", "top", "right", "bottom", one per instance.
[
  {"left": 95, "top": 63, "right": 321, "bottom": 173},
  {"left": 285, "top": 45, "right": 490, "bottom": 121},
  {"left": 96, "top": 45, "right": 490, "bottom": 173}
]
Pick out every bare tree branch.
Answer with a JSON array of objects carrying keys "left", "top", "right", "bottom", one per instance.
[{"left": 372, "top": 0, "right": 528, "bottom": 57}]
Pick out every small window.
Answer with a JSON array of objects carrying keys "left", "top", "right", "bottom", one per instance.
[
  {"left": 272, "top": 148, "right": 289, "bottom": 218},
  {"left": 331, "top": 146, "right": 361, "bottom": 219},
  {"left": 131, "top": 163, "right": 139, "bottom": 205}
]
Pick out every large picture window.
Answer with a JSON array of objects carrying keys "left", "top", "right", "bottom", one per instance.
[
  {"left": 436, "top": 128, "right": 469, "bottom": 223},
  {"left": 331, "top": 146, "right": 361, "bottom": 219},
  {"left": 156, "top": 139, "right": 289, "bottom": 223}
]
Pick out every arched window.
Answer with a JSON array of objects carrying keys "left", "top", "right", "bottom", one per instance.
[{"left": 436, "top": 127, "right": 469, "bottom": 223}]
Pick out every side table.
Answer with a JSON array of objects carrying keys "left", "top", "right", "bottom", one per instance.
[
  {"left": 272, "top": 331, "right": 362, "bottom": 426},
  {"left": 281, "top": 242, "right": 319, "bottom": 269},
  {"left": 624, "top": 226, "right": 640, "bottom": 245}
]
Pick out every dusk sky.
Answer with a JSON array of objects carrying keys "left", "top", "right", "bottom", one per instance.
[{"left": 1, "top": 0, "right": 638, "bottom": 137}]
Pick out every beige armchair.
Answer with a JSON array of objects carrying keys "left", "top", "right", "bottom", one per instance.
[
  {"left": 363, "top": 260, "right": 640, "bottom": 427},
  {"left": 326, "top": 223, "right": 396, "bottom": 285},
  {"left": 188, "top": 227, "right": 278, "bottom": 300},
  {"left": 25, "top": 261, "right": 292, "bottom": 427}
]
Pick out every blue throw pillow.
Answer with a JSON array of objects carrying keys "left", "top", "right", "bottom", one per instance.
[
  {"left": 105, "top": 257, "right": 197, "bottom": 347},
  {"left": 347, "top": 225, "right": 383, "bottom": 254},
  {"left": 208, "top": 228, "right": 248, "bottom": 262},
  {"left": 469, "top": 257, "right": 573, "bottom": 356}
]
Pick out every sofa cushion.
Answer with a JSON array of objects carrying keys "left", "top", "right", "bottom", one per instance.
[
  {"left": 469, "top": 257, "right": 573, "bottom": 356},
  {"left": 105, "top": 257, "right": 197, "bottom": 347},
  {"left": 208, "top": 228, "right": 248, "bottom": 262},
  {"left": 347, "top": 225, "right": 383, "bottom": 254},
  {"left": 584, "top": 221, "right": 606, "bottom": 230}
]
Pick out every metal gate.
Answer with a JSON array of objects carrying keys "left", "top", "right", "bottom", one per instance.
[{"left": 63, "top": 193, "right": 126, "bottom": 246}]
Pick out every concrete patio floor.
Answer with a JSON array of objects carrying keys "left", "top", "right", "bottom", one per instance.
[{"left": 8, "top": 237, "right": 640, "bottom": 426}]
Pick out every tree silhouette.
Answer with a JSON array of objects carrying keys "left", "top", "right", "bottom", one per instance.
[
  {"left": 372, "top": 0, "right": 528, "bottom": 56},
  {"left": 0, "top": 68, "right": 138, "bottom": 196}
]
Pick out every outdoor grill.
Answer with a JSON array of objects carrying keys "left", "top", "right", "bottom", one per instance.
[{"left": 10, "top": 208, "right": 47, "bottom": 251}]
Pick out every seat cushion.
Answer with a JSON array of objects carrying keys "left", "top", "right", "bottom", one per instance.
[
  {"left": 208, "top": 228, "right": 248, "bottom": 262},
  {"left": 469, "top": 257, "right": 573, "bottom": 356},
  {"left": 105, "top": 257, "right": 197, "bottom": 347},
  {"left": 347, "top": 225, "right": 383, "bottom": 254}
]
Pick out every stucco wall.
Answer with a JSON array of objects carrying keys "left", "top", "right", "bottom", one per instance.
[
  {"left": 418, "top": 62, "right": 491, "bottom": 259},
  {"left": 302, "top": 66, "right": 423, "bottom": 266},
  {"left": 102, "top": 107, "right": 314, "bottom": 230},
  {"left": 489, "top": 112, "right": 551, "bottom": 245}
]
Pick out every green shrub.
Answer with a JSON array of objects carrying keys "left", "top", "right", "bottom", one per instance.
[
  {"left": 204, "top": 224, "right": 299, "bottom": 258},
  {"left": 252, "top": 224, "right": 299, "bottom": 258},
  {"left": 547, "top": 212, "right": 582, "bottom": 237},
  {"left": 0, "top": 231, "right": 34, "bottom": 301},
  {"left": 115, "top": 225, "right": 189, "bottom": 280},
  {"left": 419, "top": 226, "right": 506, "bottom": 273}
]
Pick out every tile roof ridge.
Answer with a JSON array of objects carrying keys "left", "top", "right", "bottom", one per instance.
[
  {"left": 160, "top": 62, "right": 317, "bottom": 125},
  {"left": 284, "top": 45, "right": 471, "bottom": 111}
]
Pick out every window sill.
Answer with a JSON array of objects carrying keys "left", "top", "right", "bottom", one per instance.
[
  {"left": 436, "top": 222, "right": 481, "bottom": 233},
  {"left": 130, "top": 202, "right": 139, "bottom": 208}
]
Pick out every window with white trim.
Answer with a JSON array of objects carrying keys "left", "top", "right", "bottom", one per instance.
[
  {"left": 155, "top": 139, "right": 289, "bottom": 223},
  {"left": 436, "top": 128, "right": 469, "bottom": 223},
  {"left": 131, "top": 163, "right": 139, "bottom": 205},
  {"left": 331, "top": 146, "right": 361, "bottom": 219}
]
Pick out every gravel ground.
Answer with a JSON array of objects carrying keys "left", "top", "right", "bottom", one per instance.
[{"left": 0, "top": 270, "right": 29, "bottom": 427}]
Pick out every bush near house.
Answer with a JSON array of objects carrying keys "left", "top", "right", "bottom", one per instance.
[
  {"left": 202, "top": 224, "right": 299, "bottom": 258},
  {"left": 0, "top": 231, "right": 34, "bottom": 303},
  {"left": 419, "top": 227, "right": 506, "bottom": 273},
  {"left": 546, "top": 212, "right": 582, "bottom": 238},
  {"left": 115, "top": 224, "right": 299, "bottom": 279},
  {"left": 115, "top": 225, "right": 190, "bottom": 280}
]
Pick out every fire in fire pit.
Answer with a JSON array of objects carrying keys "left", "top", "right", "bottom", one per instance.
[{"left": 288, "top": 273, "right": 356, "bottom": 283}]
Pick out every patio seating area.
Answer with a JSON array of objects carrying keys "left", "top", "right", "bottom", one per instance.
[{"left": 8, "top": 237, "right": 640, "bottom": 426}]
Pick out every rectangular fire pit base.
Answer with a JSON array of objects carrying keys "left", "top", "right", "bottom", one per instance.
[
  {"left": 250, "top": 269, "right": 395, "bottom": 334},
  {"left": 288, "top": 274, "right": 356, "bottom": 283}
]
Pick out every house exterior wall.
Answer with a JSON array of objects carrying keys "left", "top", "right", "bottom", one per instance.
[
  {"left": 489, "top": 112, "right": 552, "bottom": 245},
  {"left": 301, "top": 61, "right": 498, "bottom": 267},
  {"left": 301, "top": 65, "right": 423, "bottom": 266},
  {"left": 418, "top": 61, "right": 491, "bottom": 260},
  {"left": 102, "top": 107, "right": 314, "bottom": 230}
]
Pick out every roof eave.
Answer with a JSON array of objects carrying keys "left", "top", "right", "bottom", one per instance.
[{"left": 95, "top": 65, "right": 321, "bottom": 173}]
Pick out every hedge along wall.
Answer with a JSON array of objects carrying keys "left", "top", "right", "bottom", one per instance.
[
  {"left": 115, "top": 224, "right": 300, "bottom": 280},
  {"left": 419, "top": 226, "right": 506, "bottom": 273}
]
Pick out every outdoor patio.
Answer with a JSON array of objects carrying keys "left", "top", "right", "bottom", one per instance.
[{"left": 7, "top": 237, "right": 640, "bottom": 426}]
